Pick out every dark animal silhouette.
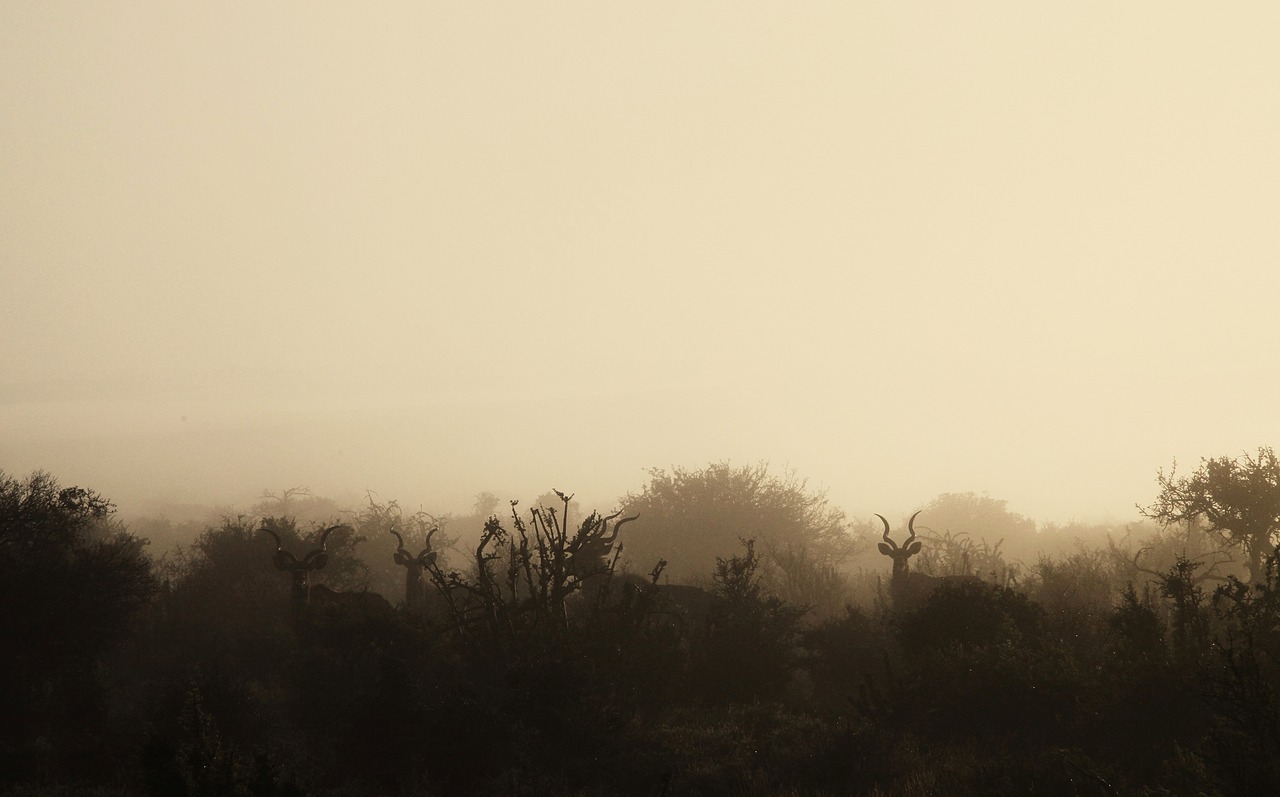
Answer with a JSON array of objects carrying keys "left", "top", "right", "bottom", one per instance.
[
  {"left": 876, "top": 511, "right": 979, "bottom": 609},
  {"left": 642, "top": 580, "right": 713, "bottom": 641},
  {"left": 261, "top": 523, "right": 389, "bottom": 613},
  {"left": 566, "top": 511, "right": 636, "bottom": 599},
  {"left": 390, "top": 525, "right": 443, "bottom": 614},
  {"left": 546, "top": 509, "right": 639, "bottom": 624}
]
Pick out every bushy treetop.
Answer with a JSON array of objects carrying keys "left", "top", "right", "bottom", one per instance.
[{"left": 617, "top": 462, "right": 852, "bottom": 583}]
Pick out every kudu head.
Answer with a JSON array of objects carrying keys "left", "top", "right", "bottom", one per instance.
[
  {"left": 391, "top": 525, "right": 439, "bottom": 571},
  {"left": 568, "top": 511, "right": 637, "bottom": 579},
  {"left": 390, "top": 525, "right": 439, "bottom": 607},
  {"left": 876, "top": 510, "right": 924, "bottom": 584},
  {"left": 556, "top": 510, "right": 637, "bottom": 614},
  {"left": 261, "top": 522, "right": 340, "bottom": 603}
]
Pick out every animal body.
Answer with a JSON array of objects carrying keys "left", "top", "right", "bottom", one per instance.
[{"left": 638, "top": 581, "right": 713, "bottom": 640}]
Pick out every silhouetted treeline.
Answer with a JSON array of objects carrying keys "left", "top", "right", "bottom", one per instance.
[{"left": 5, "top": 464, "right": 1280, "bottom": 795}]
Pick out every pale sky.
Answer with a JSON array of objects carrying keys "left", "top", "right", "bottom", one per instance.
[{"left": 3, "top": 2, "right": 1278, "bottom": 524}]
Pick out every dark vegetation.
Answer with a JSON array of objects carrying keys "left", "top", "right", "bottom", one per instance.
[{"left": 5, "top": 451, "right": 1280, "bottom": 795}]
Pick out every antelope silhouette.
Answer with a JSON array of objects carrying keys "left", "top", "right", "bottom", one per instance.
[
  {"left": 876, "top": 511, "right": 980, "bottom": 610},
  {"left": 390, "top": 525, "right": 442, "bottom": 613},
  {"left": 261, "top": 522, "right": 389, "bottom": 613},
  {"left": 540, "top": 506, "right": 637, "bottom": 621}
]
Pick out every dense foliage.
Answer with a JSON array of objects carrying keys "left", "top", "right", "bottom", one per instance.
[
  {"left": 1142, "top": 446, "right": 1280, "bottom": 581},
  {"left": 8, "top": 459, "right": 1280, "bottom": 795},
  {"left": 617, "top": 462, "right": 852, "bottom": 583},
  {"left": 0, "top": 470, "right": 157, "bottom": 785}
]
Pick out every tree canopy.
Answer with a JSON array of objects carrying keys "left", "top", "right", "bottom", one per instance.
[
  {"left": 1140, "top": 446, "right": 1280, "bottom": 582},
  {"left": 917, "top": 492, "right": 1037, "bottom": 541},
  {"left": 0, "top": 469, "right": 156, "bottom": 667},
  {"left": 0, "top": 470, "right": 157, "bottom": 782},
  {"left": 617, "top": 462, "right": 852, "bottom": 583}
]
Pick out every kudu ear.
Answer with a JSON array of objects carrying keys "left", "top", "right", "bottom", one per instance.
[
  {"left": 877, "top": 542, "right": 894, "bottom": 556},
  {"left": 421, "top": 550, "right": 439, "bottom": 566},
  {"left": 906, "top": 541, "right": 922, "bottom": 556},
  {"left": 393, "top": 551, "right": 413, "bottom": 567}
]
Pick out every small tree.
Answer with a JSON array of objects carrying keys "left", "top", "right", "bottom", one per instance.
[
  {"left": 1141, "top": 447, "right": 1280, "bottom": 583},
  {"left": 347, "top": 491, "right": 453, "bottom": 604},
  {"left": 917, "top": 492, "right": 1036, "bottom": 548},
  {"left": 426, "top": 491, "right": 634, "bottom": 641},
  {"left": 693, "top": 539, "right": 806, "bottom": 703},
  {"left": 618, "top": 462, "right": 852, "bottom": 583},
  {"left": 250, "top": 486, "right": 344, "bottom": 526}
]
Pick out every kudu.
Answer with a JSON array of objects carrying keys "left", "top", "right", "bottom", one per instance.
[
  {"left": 877, "top": 511, "right": 980, "bottom": 610},
  {"left": 390, "top": 525, "right": 441, "bottom": 613},
  {"left": 261, "top": 522, "right": 390, "bottom": 613},
  {"left": 556, "top": 508, "right": 637, "bottom": 616},
  {"left": 641, "top": 579, "right": 713, "bottom": 641},
  {"left": 562, "top": 511, "right": 713, "bottom": 639}
]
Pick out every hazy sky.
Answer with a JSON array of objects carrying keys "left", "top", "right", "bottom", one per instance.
[{"left": 3, "top": 3, "right": 1278, "bottom": 523}]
